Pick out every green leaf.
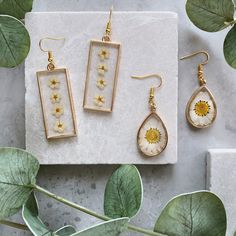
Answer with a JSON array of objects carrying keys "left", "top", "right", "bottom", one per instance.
[
  {"left": 104, "top": 165, "right": 143, "bottom": 219},
  {"left": 154, "top": 191, "right": 227, "bottom": 236},
  {"left": 71, "top": 218, "right": 129, "bottom": 236},
  {"left": 22, "top": 193, "right": 52, "bottom": 236},
  {"left": 186, "top": 0, "right": 235, "bottom": 32},
  {"left": 0, "top": 147, "right": 39, "bottom": 219},
  {"left": 54, "top": 225, "right": 77, "bottom": 236},
  {"left": 0, "top": 15, "right": 30, "bottom": 68},
  {"left": 224, "top": 24, "right": 236, "bottom": 68},
  {"left": 0, "top": 0, "right": 33, "bottom": 19}
]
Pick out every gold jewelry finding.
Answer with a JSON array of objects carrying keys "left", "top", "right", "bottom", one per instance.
[
  {"left": 180, "top": 50, "right": 217, "bottom": 128},
  {"left": 83, "top": 7, "right": 121, "bottom": 112},
  {"left": 37, "top": 37, "right": 77, "bottom": 139},
  {"left": 131, "top": 74, "right": 168, "bottom": 157}
]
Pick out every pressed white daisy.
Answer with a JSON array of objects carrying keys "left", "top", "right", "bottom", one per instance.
[
  {"left": 94, "top": 95, "right": 105, "bottom": 107},
  {"left": 137, "top": 113, "right": 168, "bottom": 156},
  {"left": 98, "top": 48, "right": 110, "bottom": 60},
  {"left": 97, "top": 64, "right": 108, "bottom": 75},
  {"left": 50, "top": 92, "right": 61, "bottom": 103},
  {"left": 48, "top": 77, "right": 60, "bottom": 89},
  {"left": 54, "top": 120, "right": 65, "bottom": 133},
  {"left": 188, "top": 90, "right": 216, "bottom": 127},
  {"left": 96, "top": 78, "right": 107, "bottom": 89},
  {"left": 52, "top": 105, "right": 64, "bottom": 118}
]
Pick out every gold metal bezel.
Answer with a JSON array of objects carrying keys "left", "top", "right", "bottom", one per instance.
[
  {"left": 83, "top": 40, "right": 121, "bottom": 112},
  {"left": 137, "top": 112, "right": 168, "bottom": 157},
  {"left": 36, "top": 68, "right": 77, "bottom": 140},
  {"left": 185, "top": 85, "right": 217, "bottom": 129}
]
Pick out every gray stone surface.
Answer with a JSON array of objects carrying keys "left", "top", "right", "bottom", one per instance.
[
  {"left": 207, "top": 149, "right": 236, "bottom": 236},
  {"left": 1, "top": 0, "right": 236, "bottom": 235}
]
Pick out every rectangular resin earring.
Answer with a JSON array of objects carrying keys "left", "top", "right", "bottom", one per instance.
[
  {"left": 37, "top": 37, "right": 77, "bottom": 139},
  {"left": 83, "top": 7, "right": 121, "bottom": 112},
  {"left": 131, "top": 74, "right": 168, "bottom": 157},
  {"left": 180, "top": 51, "right": 217, "bottom": 129}
]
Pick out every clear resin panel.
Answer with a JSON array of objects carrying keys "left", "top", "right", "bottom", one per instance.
[
  {"left": 137, "top": 112, "right": 168, "bottom": 157},
  {"left": 83, "top": 40, "right": 121, "bottom": 112},
  {"left": 186, "top": 85, "right": 217, "bottom": 128},
  {"left": 37, "top": 68, "right": 77, "bottom": 139}
]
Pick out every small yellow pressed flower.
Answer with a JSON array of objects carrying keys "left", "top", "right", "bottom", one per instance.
[
  {"left": 94, "top": 95, "right": 105, "bottom": 107},
  {"left": 98, "top": 48, "right": 110, "bottom": 60},
  {"left": 52, "top": 105, "right": 64, "bottom": 118},
  {"left": 194, "top": 100, "right": 210, "bottom": 117},
  {"left": 54, "top": 121, "right": 65, "bottom": 133},
  {"left": 145, "top": 128, "right": 161, "bottom": 144},
  {"left": 48, "top": 77, "right": 60, "bottom": 89},
  {"left": 97, "top": 64, "right": 108, "bottom": 75},
  {"left": 96, "top": 78, "right": 107, "bottom": 89},
  {"left": 50, "top": 92, "right": 61, "bottom": 103}
]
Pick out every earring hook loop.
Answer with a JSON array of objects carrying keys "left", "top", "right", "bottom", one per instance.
[
  {"left": 39, "top": 37, "right": 66, "bottom": 53},
  {"left": 102, "top": 6, "right": 113, "bottom": 42},
  {"left": 39, "top": 37, "right": 65, "bottom": 71},
  {"left": 131, "top": 73, "right": 163, "bottom": 112},
  {"left": 180, "top": 50, "right": 209, "bottom": 86},
  {"left": 180, "top": 50, "right": 209, "bottom": 66},
  {"left": 131, "top": 73, "right": 163, "bottom": 90}
]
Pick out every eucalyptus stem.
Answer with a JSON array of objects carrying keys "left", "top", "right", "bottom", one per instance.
[
  {"left": 34, "top": 185, "right": 166, "bottom": 236},
  {"left": 224, "top": 19, "right": 236, "bottom": 26},
  {"left": 0, "top": 220, "right": 29, "bottom": 231}
]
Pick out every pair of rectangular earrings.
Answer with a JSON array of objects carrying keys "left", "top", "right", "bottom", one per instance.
[{"left": 37, "top": 8, "right": 121, "bottom": 140}]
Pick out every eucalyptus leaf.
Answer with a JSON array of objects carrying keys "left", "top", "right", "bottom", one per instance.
[
  {"left": 224, "top": 24, "right": 236, "bottom": 68},
  {"left": 71, "top": 218, "right": 129, "bottom": 236},
  {"left": 186, "top": 0, "right": 235, "bottom": 32},
  {"left": 154, "top": 191, "right": 227, "bottom": 236},
  {"left": 0, "top": 15, "right": 30, "bottom": 68},
  {"left": 0, "top": 0, "right": 33, "bottom": 19},
  {"left": 22, "top": 193, "right": 52, "bottom": 236},
  {"left": 54, "top": 225, "right": 77, "bottom": 236},
  {"left": 0, "top": 147, "right": 39, "bottom": 220},
  {"left": 104, "top": 165, "right": 143, "bottom": 219}
]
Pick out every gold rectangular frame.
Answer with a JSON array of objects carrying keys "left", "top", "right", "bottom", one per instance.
[
  {"left": 36, "top": 68, "right": 77, "bottom": 140},
  {"left": 83, "top": 40, "right": 121, "bottom": 112}
]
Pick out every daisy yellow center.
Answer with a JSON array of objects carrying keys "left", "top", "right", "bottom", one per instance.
[
  {"left": 51, "top": 80, "right": 57, "bottom": 85},
  {"left": 194, "top": 100, "right": 210, "bottom": 117},
  {"left": 102, "top": 51, "right": 107, "bottom": 56},
  {"left": 56, "top": 108, "right": 61, "bottom": 112},
  {"left": 145, "top": 128, "right": 161, "bottom": 144},
  {"left": 58, "top": 123, "right": 63, "bottom": 128},
  {"left": 53, "top": 95, "right": 58, "bottom": 99}
]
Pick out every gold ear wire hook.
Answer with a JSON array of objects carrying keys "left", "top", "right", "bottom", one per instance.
[
  {"left": 102, "top": 6, "right": 113, "bottom": 42},
  {"left": 131, "top": 74, "right": 163, "bottom": 112},
  {"left": 180, "top": 50, "right": 209, "bottom": 86},
  {"left": 39, "top": 37, "right": 65, "bottom": 71}
]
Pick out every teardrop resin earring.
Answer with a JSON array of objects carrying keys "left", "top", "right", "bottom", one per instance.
[
  {"left": 131, "top": 74, "right": 168, "bottom": 157},
  {"left": 181, "top": 51, "right": 217, "bottom": 129}
]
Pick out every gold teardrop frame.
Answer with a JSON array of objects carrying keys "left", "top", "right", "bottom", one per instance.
[
  {"left": 186, "top": 85, "right": 217, "bottom": 129},
  {"left": 137, "top": 112, "right": 168, "bottom": 157}
]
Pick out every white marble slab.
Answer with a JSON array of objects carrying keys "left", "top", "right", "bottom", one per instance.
[
  {"left": 207, "top": 149, "right": 236, "bottom": 236},
  {"left": 25, "top": 12, "right": 178, "bottom": 164}
]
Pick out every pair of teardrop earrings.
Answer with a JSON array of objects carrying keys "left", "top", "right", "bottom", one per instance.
[{"left": 133, "top": 51, "right": 217, "bottom": 157}]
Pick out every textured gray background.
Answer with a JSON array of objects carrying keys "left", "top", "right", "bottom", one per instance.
[{"left": 0, "top": 0, "right": 236, "bottom": 235}]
